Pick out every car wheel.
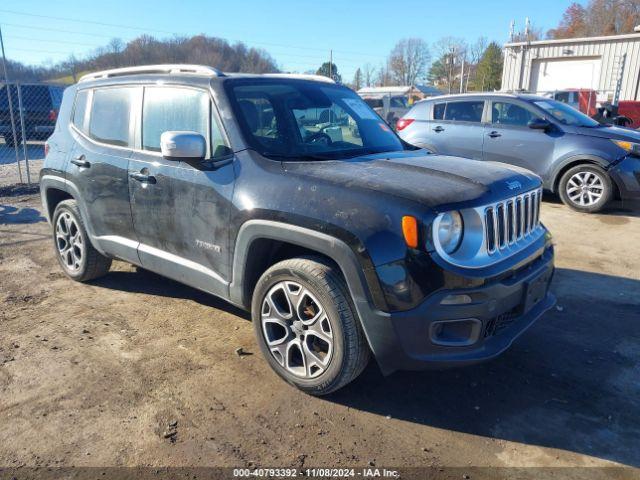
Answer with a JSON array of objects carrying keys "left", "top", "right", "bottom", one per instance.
[
  {"left": 252, "top": 256, "right": 370, "bottom": 396},
  {"left": 558, "top": 164, "right": 613, "bottom": 213},
  {"left": 52, "top": 199, "right": 112, "bottom": 281}
]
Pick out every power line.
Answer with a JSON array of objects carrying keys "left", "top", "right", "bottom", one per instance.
[
  {"left": 1, "top": 22, "right": 117, "bottom": 38},
  {"left": 0, "top": 8, "right": 175, "bottom": 34},
  {"left": 0, "top": 9, "right": 388, "bottom": 60},
  {"left": 4, "top": 35, "right": 104, "bottom": 48}
]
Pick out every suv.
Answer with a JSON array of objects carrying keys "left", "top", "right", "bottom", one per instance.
[
  {"left": 40, "top": 65, "right": 555, "bottom": 395},
  {"left": 1, "top": 83, "right": 64, "bottom": 147},
  {"left": 397, "top": 93, "right": 640, "bottom": 213}
]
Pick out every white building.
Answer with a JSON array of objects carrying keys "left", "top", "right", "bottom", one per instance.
[{"left": 501, "top": 32, "right": 640, "bottom": 101}]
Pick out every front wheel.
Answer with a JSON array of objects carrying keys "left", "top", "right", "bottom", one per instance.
[
  {"left": 558, "top": 164, "right": 613, "bottom": 213},
  {"left": 252, "top": 257, "right": 370, "bottom": 395}
]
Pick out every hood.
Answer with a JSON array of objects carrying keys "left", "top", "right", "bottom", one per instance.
[
  {"left": 575, "top": 124, "right": 640, "bottom": 142},
  {"left": 282, "top": 150, "right": 541, "bottom": 211}
]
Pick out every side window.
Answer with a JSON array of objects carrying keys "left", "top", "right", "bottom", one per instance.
[
  {"left": 390, "top": 97, "right": 407, "bottom": 108},
  {"left": 492, "top": 102, "right": 537, "bottom": 127},
  {"left": 72, "top": 90, "right": 89, "bottom": 133},
  {"left": 444, "top": 101, "right": 484, "bottom": 122},
  {"left": 142, "top": 87, "right": 208, "bottom": 152},
  {"left": 433, "top": 102, "right": 446, "bottom": 120},
  {"left": 89, "top": 88, "right": 133, "bottom": 147}
]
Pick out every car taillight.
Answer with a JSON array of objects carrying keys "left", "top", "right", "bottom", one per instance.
[
  {"left": 396, "top": 118, "right": 414, "bottom": 131},
  {"left": 44, "top": 142, "right": 50, "bottom": 157},
  {"left": 48, "top": 109, "right": 58, "bottom": 122}
]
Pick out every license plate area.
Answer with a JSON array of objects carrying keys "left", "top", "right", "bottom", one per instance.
[{"left": 523, "top": 269, "right": 551, "bottom": 313}]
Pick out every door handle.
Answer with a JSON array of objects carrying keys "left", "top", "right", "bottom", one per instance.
[
  {"left": 488, "top": 131, "right": 502, "bottom": 138},
  {"left": 129, "top": 172, "right": 157, "bottom": 184},
  {"left": 433, "top": 126, "right": 445, "bottom": 133},
  {"left": 70, "top": 154, "right": 90, "bottom": 168}
]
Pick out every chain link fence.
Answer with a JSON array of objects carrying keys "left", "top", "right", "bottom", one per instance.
[{"left": 1, "top": 82, "right": 65, "bottom": 188}]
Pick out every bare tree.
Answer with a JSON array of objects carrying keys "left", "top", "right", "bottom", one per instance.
[
  {"left": 362, "top": 63, "right": 376, "bottom": 87},
  {"left": 388, "top": 38, "right": 430, "bottom": 86},
  {"left": 431, "top": 37, "right": 467, "bottom": 93}
]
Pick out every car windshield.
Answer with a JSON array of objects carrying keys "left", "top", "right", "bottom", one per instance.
[
  {"left": 226, "top": 79, "right": 406, "bottom": 160},
  {"left": 533, "top": 99, "right": 600, "bottom": 127}
]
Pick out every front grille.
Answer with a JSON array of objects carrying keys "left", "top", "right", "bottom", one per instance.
[
  {"left": 484, "top": 308, "right": 519, "bottom": 337},
  {"left": 484, "top": 188, "right": 542, "bottom": 254}
]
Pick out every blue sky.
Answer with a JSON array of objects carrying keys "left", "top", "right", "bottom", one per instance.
[{"left": 1, "top": 0, "right": 575, "bottom": 80}]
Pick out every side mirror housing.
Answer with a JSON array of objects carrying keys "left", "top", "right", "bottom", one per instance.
[
  {"left": 528, "top": 118, "right": 551, "bottom": 131},
  {"left": 160, "top": 131, "right": 206, "bottom": 160}
]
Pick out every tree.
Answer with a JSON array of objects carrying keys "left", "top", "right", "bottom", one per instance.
[
  {"left": 363, "top": 63, "right": 376, "bottom": 87},
  {"left": 547, "top": 3, "right": 588, "bottom": 38},
  {"left": 316, "top": 62, "right": 341, "bottom": 82},
  {"left": 352, "top": 68, "right": 363, "bottom": 91},
  {"left": 430, "top": 37, "right": 467, "bottom": 93},
  {"left": 475, "top": 42, "right": 503, "bottom": 91},
  {"left": 547, "top": 0, "right": 640, "bottom": 39},
  {"left": 388, "top": 38, "right": 430, "bottom": 86}
]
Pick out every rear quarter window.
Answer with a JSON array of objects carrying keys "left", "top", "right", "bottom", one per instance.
[{"left": 72, "top": 90, "right": 89, "bottom": 133}]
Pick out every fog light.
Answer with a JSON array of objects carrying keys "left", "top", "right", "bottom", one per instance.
[
  {"left": 430, "top": 318, "right": 482, "bottom": 346},
  {"left": 440, "top": 294, "right": 472, "bottom": 305}
]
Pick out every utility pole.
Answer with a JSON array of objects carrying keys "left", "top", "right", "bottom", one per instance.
[
  {"left": 0, "top": 24, "right": 23, "bottom": 183},
  {"left": 329, "top": 50, "right": 333, "bottom": 80},
  {"left": 460, "top": 56, "right": 465, "bottom": 93}
]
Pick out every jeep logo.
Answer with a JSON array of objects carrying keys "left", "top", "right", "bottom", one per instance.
[{"left": 506, "top": 180, "right": 522, "bottom": 190}]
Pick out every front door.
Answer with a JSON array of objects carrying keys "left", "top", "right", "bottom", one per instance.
[
  {"left": 128, "top": 85, "right": 235, "bottom": 298},
  {"left": 483, "top": 99, "right": 557, "bottom": 175}
]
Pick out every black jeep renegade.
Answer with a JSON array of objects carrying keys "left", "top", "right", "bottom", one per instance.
[{"left": 40, "top": 65, "right": 555, "bottom": 395}]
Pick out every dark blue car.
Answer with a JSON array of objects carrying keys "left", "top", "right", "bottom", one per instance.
[{"left": 398, "top": 93, "right": 640, "bottom": 213}]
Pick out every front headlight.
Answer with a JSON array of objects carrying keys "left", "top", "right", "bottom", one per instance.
[
  {"left": 611, "top": 139, "right": 640, "bottom": 156},
  {"left": 435, "top": 211, "right": 463, "bottom": 254}
]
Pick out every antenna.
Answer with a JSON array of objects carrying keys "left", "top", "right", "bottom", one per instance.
[
  {"left": 509, "top": 20, "right": 515, "bottom": 42},
  {"left": 525, "top": 17, "right": 531, "bottom": 40}
]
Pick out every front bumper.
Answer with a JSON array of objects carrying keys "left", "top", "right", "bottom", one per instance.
[
  {"left": 610, "top": 155, "right": 640, "bottom": 201},
  {"left": 366, "top": 246, "right": 555, "bottom": 374}
]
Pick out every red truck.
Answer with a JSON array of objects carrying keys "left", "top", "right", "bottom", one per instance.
[{"left": 550, "top": 89, "right": 640, "bottom": 129}]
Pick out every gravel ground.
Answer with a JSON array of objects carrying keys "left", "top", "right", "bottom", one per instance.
[{"left": 0, "top": 192, "right": 639, "bottom": 479}]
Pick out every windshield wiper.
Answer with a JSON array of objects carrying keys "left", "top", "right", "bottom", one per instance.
[{"left": 263, "top": 152, "right": 335, "bottom": 161}]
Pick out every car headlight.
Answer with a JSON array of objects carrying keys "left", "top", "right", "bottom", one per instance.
[
  {"left": 611, "top": 139, "right": 640, "bottom": 156},
  {"left": 435, "top": 211, "right": 463, "bottom": 254}
]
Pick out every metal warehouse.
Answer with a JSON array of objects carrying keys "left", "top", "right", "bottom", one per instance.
[{"left": 501, "top": 32, "right": 640, "bottom": 101}]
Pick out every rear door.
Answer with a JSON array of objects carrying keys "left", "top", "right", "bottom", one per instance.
[
  {"left": 128, "top": 85, "right": 235, "bottom": 298},
  {"left": 68, "top": 86, "right": 139, "bottom": 263},
  {"left": 429, "top": 99, "right": 486, "bottom": 159},
  {"left": 483, "top": 99, "right": 556, "bottom": 175}
]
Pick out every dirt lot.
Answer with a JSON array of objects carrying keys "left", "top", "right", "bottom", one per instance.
[{"left": 1, "top": 191, "right": 639, "bottom": 477}]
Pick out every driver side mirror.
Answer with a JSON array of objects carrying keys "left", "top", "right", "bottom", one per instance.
[
  {"left": 528, "top": 118, "right": 551, "bottom": 131},
  {"left": 160, "top": 131, "right": 206, "bottom": 160}
]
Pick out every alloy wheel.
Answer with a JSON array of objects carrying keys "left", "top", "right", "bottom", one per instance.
[
  {"left": 566, "top": 171, "right": 604, "bottom": 207},
  {"left": 55, "top": 212, "right": 84, "bottom": 272},
  {"left": 261, "top": 281, "right": 334, "bottom": 379}
]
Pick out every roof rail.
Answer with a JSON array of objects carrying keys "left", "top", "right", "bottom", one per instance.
[
  {"left": 79, "top": 64, "right": 224, "bottom": 82},
  {"left": 263, "top": 73, "right": 335, "bottom": 84}
]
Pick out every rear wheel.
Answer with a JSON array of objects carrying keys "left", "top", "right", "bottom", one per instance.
[
  {"left": 558, "top": 164, "right": 613, "bottom": 213},
  {"left": 52, "top": 200, "right": 112, "bottom": 281},
  {"left": 252, "top": 256, "right": 370, "bottom": 396}
]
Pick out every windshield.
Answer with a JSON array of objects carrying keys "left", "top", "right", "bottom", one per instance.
[
  {"left": 533, "top": 99, "right": 600, "bottom": 127},
  {"left": 226, "top": 80, "right": 405, "bottom": 160}
]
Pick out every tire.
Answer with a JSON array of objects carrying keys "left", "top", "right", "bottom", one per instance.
[
  {"left": 52, "top": 199, "right": 112, "bottom": 281},
  {"left": 558, "top": 164, "right": 613, "bottom": 213},
  {"left": 251, "top": 256, "right": 370, "bottom": 396}
]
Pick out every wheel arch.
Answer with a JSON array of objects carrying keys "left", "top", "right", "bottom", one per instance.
[
  {"left": 550, "top": 156, "right": 610, "bottom": 193},
  {"left": 229, "top": 220, "right": 397, "bottom": 372}
]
